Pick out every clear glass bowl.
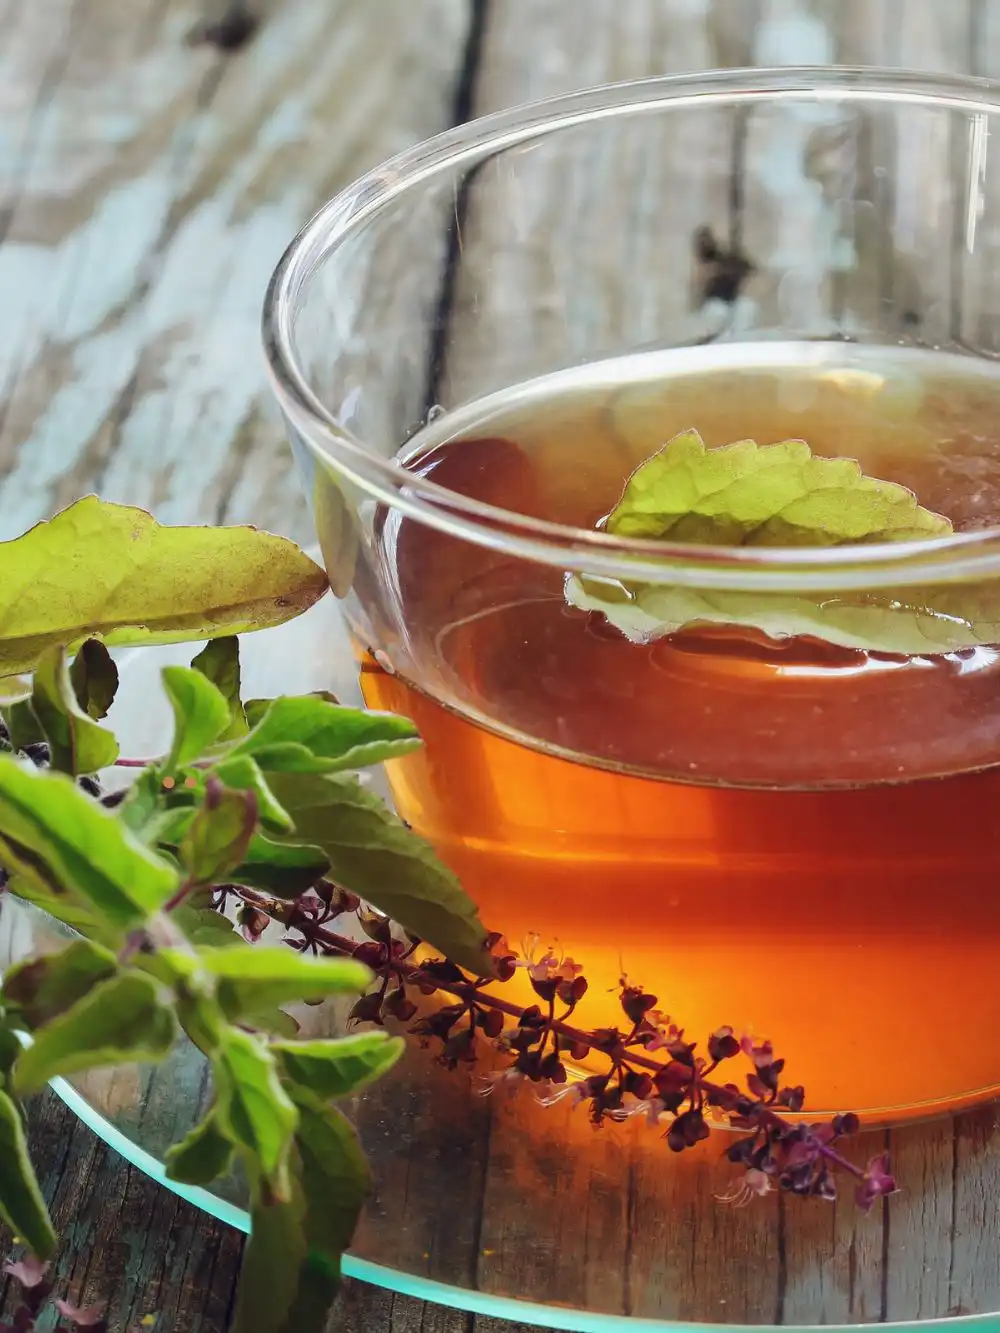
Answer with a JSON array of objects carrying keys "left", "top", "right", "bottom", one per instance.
[{"left": 264, "top": 66, "right": 1000, "bottom": 1128}]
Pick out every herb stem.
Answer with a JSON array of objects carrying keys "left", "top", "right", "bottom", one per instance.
[
  {"left": 162, "top": 875, "right": 200, "bottom": 916},
  {"left": 227, "top": 883, "right": 869, "bottom": 1184}
]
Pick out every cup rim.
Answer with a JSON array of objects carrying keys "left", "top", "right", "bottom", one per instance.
[{"left": 262, "top": 65, "right": 1000, "bottom": 593}]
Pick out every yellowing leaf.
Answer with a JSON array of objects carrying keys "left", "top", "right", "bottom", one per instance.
[
  {"left": 604, "top": 430, "right": 953, "bottom": 546},
  {"left": 569, "top": 431, "right": 1000, "bottom": 656},
  {"left": 0, "top": 677, "right": 30, "bottom": 706},
  {"left": 0, "top": 497, "right": 329, "bottom": 676}
]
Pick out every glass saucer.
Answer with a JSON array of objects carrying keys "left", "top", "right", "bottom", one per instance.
[{"left": 3, "top": 599, "right": 998, "bottom": 1331}]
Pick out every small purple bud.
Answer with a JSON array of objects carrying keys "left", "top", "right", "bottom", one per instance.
[{"left": 708, "top": 1025, "right": 741, "bottom": 1063}]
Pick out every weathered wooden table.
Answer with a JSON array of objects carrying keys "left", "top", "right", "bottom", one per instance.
[{"left": 5, "top": 1, "right": 1000, "bottom": 1328}]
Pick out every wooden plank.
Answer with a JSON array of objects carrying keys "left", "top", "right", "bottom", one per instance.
[
  {"left": 438, "top": 0, "right": 761, "bottom": 411},
  {"left": 956, "top": 0, "right": 1000, "bottom": 351},
  {"left": 739, "top": 0, "right": 849, "bottom": 337},
  {"left": 0, "top": 0, "right": 472, "bottom": 545},
  {"left": 7, "top": 3, "right": 1000, "bottom": 1331},
  {"left": 0, "top": 1090, "right": 245, "bottom": 1332}
]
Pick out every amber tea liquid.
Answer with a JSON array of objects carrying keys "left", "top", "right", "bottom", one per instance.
[{"left": 351, "top": 345, "right": 1000, "bottom": 1120}]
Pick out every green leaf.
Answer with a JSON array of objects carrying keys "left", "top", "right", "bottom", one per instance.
[
  {"left": 118, "top": 767, "right": 170, "bottom": 838},
  {"left": 0, "top": 757, "right": 178, "bottom": 931},
  {"left": 12, "top": 972, "right": 179, "bottom": 1094},
  {"left": 273, "top": 1031, "right": 404, "bottom": 1101},
  {"left": 568, "top": 574, "right": 1000, "bottom": 657},
  {"left": 31, "top": 646, "right": 119, "bottom": 775},
  {"left": 196, "top": 946, "right": 370, "bottom": 1022},
  {"left": 269, "top": 770, "right": 492, "bottom": 977},
  {"left": 0, "top": 1011, "right": 20, "bottom": 1081},
  {"left": 1, "top": 699, "right": 44, "bottom": 751},
  {"left": 230, "top": 834, "right": 329, "bottom": 896},
  {"left": 243, "top": 699, "right": 272, "bottom": 729},
  {"left": 567, "top": 429, "right": 1000, "bottom": 656},
  {"left": 172, "top": 891, "right": 241, "bottom": 948},
  {"left": 604, "top": 429, "right": 953, "bottom": 545},
  {"left": 0, "top": 677, "right": 30, "bottom": 706},
  {"left": 292, "top": 1099, "right": 369, "bottom": 1290},
  {"left": 231, "top": 1102, "right": 370, "bottom": 1333},
  {"left": 0, "top": 1089, "right": 56, "bottom": 1258},
  {"left": 69, "top": 638, "right": 119, "bottom": 720},
  {"left": 232, "top": 1163, "right": 309, "bottom": 1333},
  {"left": 3, "top": 939, "right": 118, "bottom": 1029},
  {"left": 162, "top": 666, "right": 231, "bottom": 771},
  {"left": 191, "top": 638, "right": 248, "bottom": 740},
  {"left": 0, "top": 497, "right": 330, "bottom": 676},
  {"left": 212, "top": 1028, "right": 298, "bottom": 1184},
  {"left": 165, "top": 1107, "right": 234, "bottom": 1186},
  {"left": 1, "top": 865, "right": 100, "bottom": 937},
  {"left": 179, "top": 780, "right": 258, "bottom": 884},
  {"left": 204, "top": 756, "right": 292, "bottom": 832},
  {"left": 230, "top": 696, "right": 420, "bottom": 774}
]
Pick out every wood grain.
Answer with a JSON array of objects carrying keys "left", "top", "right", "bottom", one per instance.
[
  {"left": 438, "top": 0, "right": 762, "bottom": 409},
  {"left": 7, "top": 2, "right": 1000, "bottom": 1332},
  {"left": 0, "top": 0, "right": 471, "bottom": 545}
]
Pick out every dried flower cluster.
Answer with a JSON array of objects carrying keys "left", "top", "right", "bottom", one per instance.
[{"left": 223, "top": 882, "right": 897, "bottom": 1211}]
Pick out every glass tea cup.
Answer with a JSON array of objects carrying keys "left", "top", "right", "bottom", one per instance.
[{"left": 263, "top": 68, "right": 1000, "bottom": 1123}]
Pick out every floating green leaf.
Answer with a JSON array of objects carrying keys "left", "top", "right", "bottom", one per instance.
[
  {"left": 567, "top": 430, "right": 1000, "bottom": 655},
  {"left": 192, "top": 638, "right": 248, "bottom": 740},
  {"left": 165, "top": 1107, "right": 235, "bottom": 1186},
  {"left": 0, "top": 497, "right": 329, "bottom": 676},
  {"left": 604, "top": 429, "right": 953, "bottom": 545},
  {"left": 12, "top": 972, "right": 178, "bottom": 1094},
  {"left": 205, "top": 756, "right": 292, "bottom": 832},
  {"left": 567, "top": 575, "right": 1000, "bottom": 656},
  {"left": 31, "top": 646, "right": 119, "bottom": 775},
  {"left": 3, "top": 939, "right": 118, "bottom": 1030},
  {"left": 180, "top": 780, "right": 258, "bottom": 885},
  {"left": 162, "top": 666, "right": 231, "bottom": 771},
  {"left": 69, "top": 639, "right": 119, "bottom": 720},
  {"left": 0, "top": 1089, "right": 56, "bottom": 1258},
  {"left": 229, "top": 697, "right": 420, "bottom": 774},
  {"left": 274, "top": 1031, "right": 404, "bottom": 1101},
  {"left": 0, "top": 757, "right": 178, "bottom": 932},
  {"left": 268, "top": 770, "right": 492, "bottom": 977},
  {"left": 196, "top": 946, "right": 369, "bottom": 1021},
  {"left": 212, "top": 1028, "right": 298, "bottom": 1184}
]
